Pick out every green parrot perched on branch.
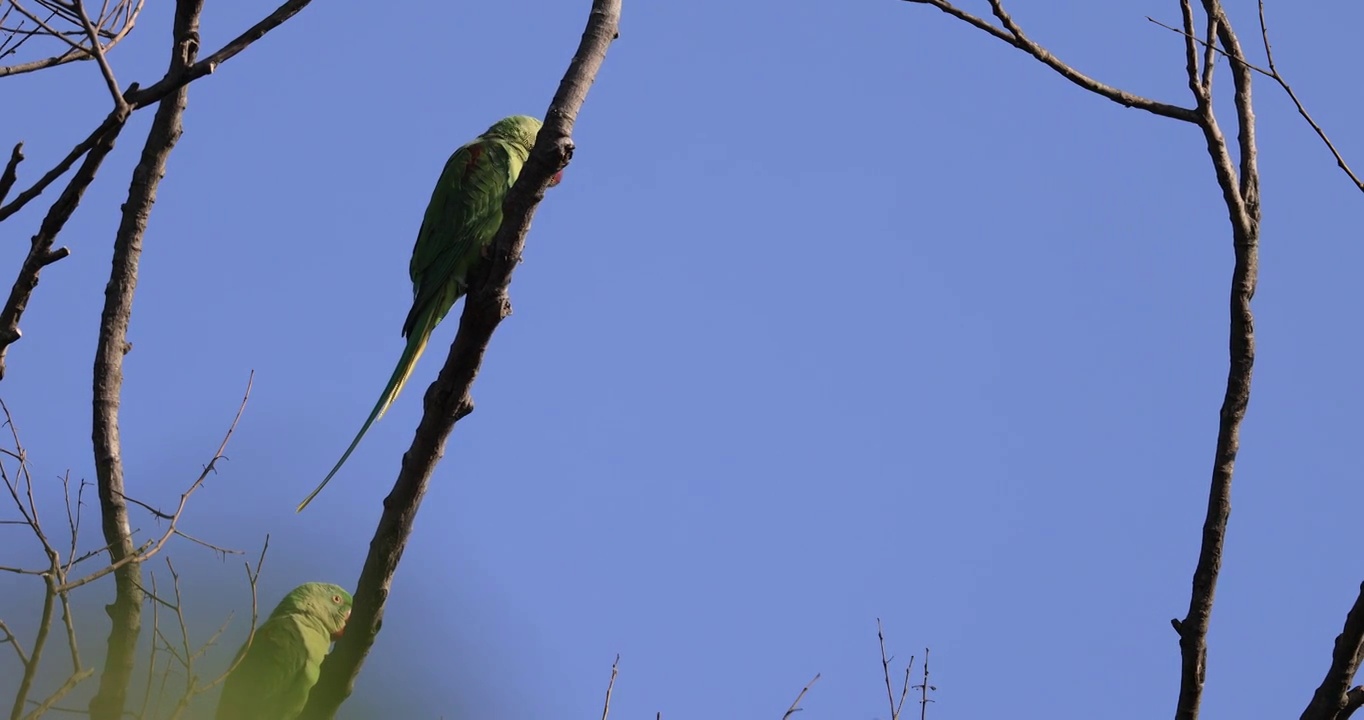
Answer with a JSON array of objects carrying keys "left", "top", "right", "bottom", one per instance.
[
  {"left": 215, "top": 582, "right": 353, "bottom": 720},
  {"left": 298, "top": 115, "right": 562, "bottom": 512}
]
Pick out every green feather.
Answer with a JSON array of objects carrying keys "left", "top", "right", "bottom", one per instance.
[
  {"left": 215, "top": 583, "right": 353, "bottom": 720},
  {"left": 298, "top": 116, "right": 549, "bottom": 512}
]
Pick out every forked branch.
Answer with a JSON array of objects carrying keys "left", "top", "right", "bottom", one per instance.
[{"left": 897, "top": 2, "right": 1260, "bottom": 719}]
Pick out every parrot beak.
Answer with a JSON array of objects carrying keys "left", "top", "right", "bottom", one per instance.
[
  {"left": 549, "top": 170, "right": 564, "bottom": 188},
  {"left": 332, "top": 609, "right": 351, "bottom": 640}
]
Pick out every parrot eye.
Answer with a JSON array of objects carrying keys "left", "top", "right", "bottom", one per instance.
[{"left": 333, "top": 595, "right": 342, "bottom": 603}]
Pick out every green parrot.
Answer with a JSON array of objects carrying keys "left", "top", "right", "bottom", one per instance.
[
  {"left": 298, "top": 115, "right": 562, "bottom": 512},
  {"left": 215, "top": 582, "right": 354, "bottom": 720}
]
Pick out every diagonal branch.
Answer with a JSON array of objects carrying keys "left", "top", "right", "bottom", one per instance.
[
  {"left": 72, "top": 0, "right": 129, "bottom": 112},
  {"left": 1254, "top": 0, "right": 1362, "bottom": 193},
  {"left": 782, "top": 674, "right": 821, "bottom": 720},
  {"left": 0, "top": 0, "right": 321, "bottom": 379},
  {"left": 124, "top": 0, "right": 319, "bottom": 106},
  {"left": 0, "top": 116, "right": 127, "bottom": 381},
  {"left": 299, "top": 1, "right": 621, "bottom": 717},
  {"left": 899, "top": 0, "right": 1198, "bottom": 121},
  {"left": 1300, "top": 582, "right": 1364, "bottom": 720},
  {"left": 599, "top": 655, "right": 620, "bottom": 720},
  {"left": 0, "top": 112, "right": 125, "bottom": 222},
  {"left": 0, "top": 144, "right": 21, "bottom": 206}
]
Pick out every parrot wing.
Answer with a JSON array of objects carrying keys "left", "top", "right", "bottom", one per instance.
[
  {"left": 405, "top": 135, "right": 521, "bottom": 333},
  {"left": 297, "top": 135, "right": 520, "bottom": 512},
  {"left": 215, "top": 615, "right": 328, "bottom": 720}
]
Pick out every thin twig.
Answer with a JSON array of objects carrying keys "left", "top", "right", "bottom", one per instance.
[
  {"left": 913, "top": 648, "right": 934, "bottom": 720},
  {"left": 63, "top": 371, "right": 253, "bottom": 594},
  {"left": 781, "top": 674, "right": 820, "bottom": 720},
  {"left": 0, "top": 0, "right": 142, "bottom": 78},
  {"left": 20, "top": 667, "right": 95, "bottom": 720},
  {"left": 1254, "top": 0, "right": 1362, "bottom": 192},
  {"left": 0, "top": 619, "right": 29, "bottom": 666},
  {"left": 9, "top": 569, "right": 55, "bottom": 720},
  {"left": 0, "top": 0, "right": 317, "bottom": 222},
  {"left": 1147, "top": 15, "right": 1273, "bottom": 77},
  {"left": 877, "top": 619, "right": 898, "bottom": 720},
  {"left": 1148, "top": 8, "right": 1360, "bottom": 192},
  {"left": 196, "top": 534, "right": 268, "bottom": 694},
  {"left": 72, "top": 0, "right": 128, "bottom": 112},
  {"left": 599, "top": 654, "right": 620, "bottom": 720},
  {"left": 899, "top": 0, "right": 1197, "bottom": 121}
]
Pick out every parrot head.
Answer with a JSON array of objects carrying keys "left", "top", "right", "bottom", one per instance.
[
  {"left": 484, "top": 114, "right": 565, "bottom": 187},
  {"left": 271, "top": 582, "right": 354, "bottom": 640}
]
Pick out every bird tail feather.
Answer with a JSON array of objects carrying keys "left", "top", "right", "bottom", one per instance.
[{"left": 296, "top": 310, "right": 440, "bottom": 512}]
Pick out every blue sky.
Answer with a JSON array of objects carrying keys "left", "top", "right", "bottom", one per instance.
[{"left": 2, "top": 0, "right": 1362, "bottom": 717}]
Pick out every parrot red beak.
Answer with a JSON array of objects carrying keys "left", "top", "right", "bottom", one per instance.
[{"left": 549, "top": 169, "right": 564, "bottom": 187}]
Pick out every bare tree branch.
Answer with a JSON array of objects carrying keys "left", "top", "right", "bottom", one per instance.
[
  {"left": 300, "top": 1, "right": 620, "bottom": 716},
  {"left": 0, "top": 143, "right": 21, "bottom": 205},
  {"left": 20, "top": 667, "right": 94, "bottom": 720},
  {"left": 0, "top": 116, "right": 126, "bottom": 381},
  {"left": 0, "top": 0, "right": 321, "bottom": 383},
  {"left": 71, "top": 0, "right": 129, "bottom": 113},
  {"left": 0, "top": 619, "right": 29, "bottom": 666},
  {"left": 1301, "top": 582, "right": 1364, "bottom": 720},
  {"left": 0, "top": 0, "right": 320, "bottom": 224},
  {"left": 899, "top": 0, "right": 1197, "bottom": 121},
  {"left": 1198, "top": 11, "right": 1217, "bottom": 96},
  {"left": 900, "top": 2, "right": 1262, "bottom": 719},
  {"left": 1254, "top": 0, "right": 1362, "bottom": 193},
  {"left": 1170, "top": 8, "right": 1259, "bottom": 718},
  {"left": 0, "top": 0, "right": 142, "bottom": 78},
  {"left": 599, "top": 655, "right": 620, "bottom": 720},
  {"left": 876, "top": 619, "right": 913, "bottom": 720},
  {"left": 0, "top": 112, "right": 124, "bottom": 222},
  {"left": 1147, "top": 5, "right": 1360, "bottom": 193},
  {"left": 124, "top": 0, "right": 318, "bottom": 106},
  {"left": 61, "top": 372, "right": 252, "bottom": 595},
  {"left": 781, "top": 674, "right": 820, "bottom": 720},
  {"left": 195, "top": 536, "right": 268, "bottom": 695},
  {"left": 87, "top": 3, "right": 201, "bottom": 716},
  {"left": 913, "top": 648, "right": 935, "bottom": 720},
  {"left": 8, "top": 566, "right": 55, "bottom": 720}
]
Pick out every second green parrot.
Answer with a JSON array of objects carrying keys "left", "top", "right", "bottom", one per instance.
[
  {"left": 215, "top": 582, "right": 353, "bottom": 720},
  {"left": 298, "top": 114, "right": 562, "bottom": 512}
]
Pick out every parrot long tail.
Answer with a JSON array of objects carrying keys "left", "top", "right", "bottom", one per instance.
[{"left": 296, "top": 308, "right": 441, "bottom": 512}]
